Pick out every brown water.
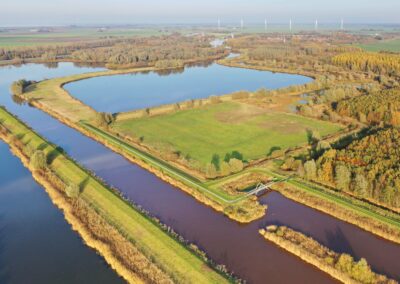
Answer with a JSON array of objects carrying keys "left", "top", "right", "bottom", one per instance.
[{"left": 1, "top": 63, "right": 399, "bottom": 283}]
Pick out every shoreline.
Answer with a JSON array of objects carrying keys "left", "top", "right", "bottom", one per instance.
[
  {"left": 259, "top": 225, "right": 396, "bottom": 284},
  {"left": 0, "top": 131, "right": 143, "bottom": 284},
  {"left": 272, "top": 181, "right": 400, "bottom": 244},
  {"left": 0, "top": 107, "right": 233, "bottom": 284}
]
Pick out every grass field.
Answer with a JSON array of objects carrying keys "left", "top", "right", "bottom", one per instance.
[
  {"left": 0, "top": 28, "right": 170, "bottom": 47},
  {"left": 358, "top": 39, "right": 400, "bottom": 52},
  {"left": 0, "top": 107, "right": 229, "bottom": 283},
  {"left": 81, "top": 121, "right": 244, "bottom": 202},
  {"left": 112, "top": 102, "right": 342, "bottom": 167}
]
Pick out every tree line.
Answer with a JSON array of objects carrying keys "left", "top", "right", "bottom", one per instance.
[
  {"left": 1, "top": 34, "right": 227, "bottom": 69},
  {"left": 206, "top": 151, "right": 245, "bottom": 178},
  {"left": 332, "top": 51, "right": 400, "bottom": 76},
  {"left": 336, "top": 88, "right": 400, "bottom": 126}
]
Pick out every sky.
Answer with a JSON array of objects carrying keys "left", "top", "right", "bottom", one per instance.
[{"left": 1, "top": 0, "right": 400, "bottom": 27}]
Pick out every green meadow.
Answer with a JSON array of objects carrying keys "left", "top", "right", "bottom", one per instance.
[{"left": 113, "top": 102, "right": 342, "bottom": 167}]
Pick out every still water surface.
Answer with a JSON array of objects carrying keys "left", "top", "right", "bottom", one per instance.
[
  {"left": 0, "top": 141, "right": 124, "bottom": 284},
  {"left": 65, "top": 62, "right": 312, "bottom": 113}
]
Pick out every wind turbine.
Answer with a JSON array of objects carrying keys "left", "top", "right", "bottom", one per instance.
[
  {"left": 264, "top": 18, "right": 268, "bottom": 32},
  {"left": 289, "top": 19, "right": 292, "bottom": 32},
  {"left": 340, "top": 18, "right": 344, "bottom": 30},
  {"left": 241, "top": 18, "right": 244, "bottom": 31},
  {"left": 315, "top": 19, "right": 318, "bottom": 31}
]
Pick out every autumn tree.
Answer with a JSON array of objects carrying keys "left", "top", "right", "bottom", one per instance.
[
  {"left": 11, "top": 79, "right": 32, "bottom": 96},
  {"left": 65, "top": 182, "right": 80, "bottom": 199},
  {"left": 335, "top": 254, "right": 353, "bottom": 274},
  {"left": 335, "top": 164, "right": 351, "bottom": 191},
  {"left": 220, "top": 161, "right": 231, "bottom": 176},
  {"left": 353, "top": 173, "right": 369, "bottom": 198},
  {"left": 229, "top": 158, "right": 244, "bottom": 173},
  {"left": 30, "top": 150, "right": 47, "bottom": 171},
  {"left": 205, "top": 163, "right": 218, "bottom": 179},
  {"left": 304, "top": 160, "right": 317, "bottom": 180}
]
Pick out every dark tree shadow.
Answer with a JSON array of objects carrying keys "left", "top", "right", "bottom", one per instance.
[
  {"left": 267, "top": 146, "right": 281, "bottom": 156},
  {"left": 324, "top": 226, "right": 354, "bottom": 255},
  {"left": 37, "top": 142, "right": 48, "bottom": 151},
  {"left": 47, "top": 146, "right": 65, "bottom": 164},
  {"left": 15, "top": 133, "right": 26, "bottom": 140},
  {"left": 306, "top": 128, "right": 313, "bottom": 144},
  {"left": 79, "top": 176, "right": 91, "bottom": 194}
]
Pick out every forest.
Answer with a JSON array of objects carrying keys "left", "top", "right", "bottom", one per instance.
[
  {"left": 301, "top": 127, "right": 400, "bottom": 209},
  {"left": 227, "top": 34, "right": 363, "bottom": 79},
  {"left": 0, "top": 34, "right": 227, "bottom": 68},
  {"left": 336, "top": 88, "right": 400, "bottom": 126},
  {"left": 332, "top": 51, "right": 400, "bottom": 76}
]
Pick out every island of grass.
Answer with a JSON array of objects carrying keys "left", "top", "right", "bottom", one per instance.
[
  {"left": 112, "top": 101, "right": 342, "bottom": 172},
  {"left": 0, "top": 106, "right": 232, "bottom": 284}
]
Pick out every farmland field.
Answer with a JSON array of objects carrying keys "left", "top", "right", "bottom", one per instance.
[
  {"left": 112, "top": 102, "right": 342, "bottom": 167},
  {"left": 358, "top": 39, "right": 400, "bottom": 52},
  {"left": 0, "top": 28, "right": 169, "bottom": 47}
]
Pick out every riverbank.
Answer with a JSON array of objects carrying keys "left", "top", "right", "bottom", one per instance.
[
  {"left": 217, "top": 56, "right": 318, "bottom": 79},
  {"left": 268, "top": 172, "right": 400, "bottom": 244},
  {"left": 259, "top": 225, "right": 396, "bottom": 284},
  {"left": 0, "top": 106, "right": 232, "bottom": 284}
]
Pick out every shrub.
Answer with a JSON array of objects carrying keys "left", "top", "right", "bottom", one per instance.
[
  {"left": 10, "top": 79, "right": 33, "bottom": 96},
  {"left": 30, "top": 150, "right": 47, "bottom": 171},
  {"left": 24, "top": 143, "right": 36, "bottom": 157},
  {"left": 205, "top": 163, "right": 218, "bottom": 179},
  {"left": 304, "top": 160, "right": 317, "bottom": 180},
  {"left": 154, "top": 59, "right": 184, "bottom": 69},
  {"left": 220, "top": 162, "right": 231, "bottom": 176},
  {"left": 94, "top": 112, "right": 114, "bottom": 128},
  {"left": 231, "top": 91, "right": 250, "bottom": 100},
  {"left": 65, "top": 183, "right": 81, "bottom": 199},
  {"left": 229, "top": 158, "right": 244, "bottom": 173},
  {"left": 209, "top": 96, "right": 221, "bottom": 104}
]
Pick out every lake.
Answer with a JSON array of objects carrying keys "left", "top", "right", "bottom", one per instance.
[{"left": 65, "top": 62, "right": 312, "bottom": 113}]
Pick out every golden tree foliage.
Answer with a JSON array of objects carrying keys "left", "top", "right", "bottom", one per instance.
[
  {"left": 313, "top": 128, "right": 400, "bottom": 208},
  {"left": 332, "top": 51, "right": 400, "bottom": 75}
]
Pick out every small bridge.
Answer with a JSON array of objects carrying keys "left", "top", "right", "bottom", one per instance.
[
  {"left": 246, "top": 181, "right": 274, "bottom": 197},
  {"left": 241, "top": 176, "right": 292, "bottom": 199},
  {"left": 228, "top": 177, "right": 292, "bottom": 203}
]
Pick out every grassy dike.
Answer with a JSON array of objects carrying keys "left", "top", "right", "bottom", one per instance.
[
  {"left": 0, "top": 106, "right": 233, "bottom": 284},
  {"left": 259, "top": 226, "right": 396, "bottom": 284}
]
